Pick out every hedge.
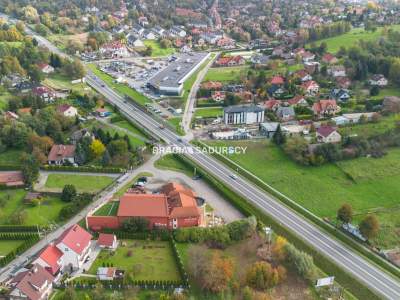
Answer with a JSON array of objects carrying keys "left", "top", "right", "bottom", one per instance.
[
  {"left": 41, "top": 165, "right": 124, "bottom": 173},
  {"left": 94, "top": 229, "right": 171, "bottom": 241},
  {"left": 0, "top": 225, "right": 44, "bottom": 232},
  {"left": 172, "top": 153, "right": 380, "bottom": 300},
  {"left": 0, "top": 233, "right": 40, "bottom": 267}
]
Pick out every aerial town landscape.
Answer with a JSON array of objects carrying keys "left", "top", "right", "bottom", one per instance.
[{"left": 0, "top": 0, "right": 399, "bottom": 299}]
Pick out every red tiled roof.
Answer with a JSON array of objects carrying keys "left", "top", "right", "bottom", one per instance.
[
  {"left": 57, "top": 104, "right": 72, "bottom": 113},
  {"left": 0, "top": 171, "right": 24, "bottom": 186},
  {"left": 317, "top": 125, "right": 337, "bottom": 137},
  {"left": 270, "top": 76, "right": 285, "bottom": 85},
  {"left": 264, "top": 99, "right": 281, "bottom": 110},
  {"left": 13, "top": 265, "right": 54, "bottom": 300},
  {"left": 97, "top": 233, "right": 116, "bottom": 247},
  {"left": 312, "top": 99, "right": 337, "bottom": 113},
  {"left": 288, "top": 95, "right": 306, "bottom": 105},
  {"left": 37, "top": 244, "right": 63, "bottom": 275},
  {"left": 322, "top": 53, "right": 336, "bottom": 62},
  {"left": 301, "top": 80, "right": 318, "bottom": 90},
  {"left": 56, "top": 224, "right": 92, "bottom": 255},
  {"left": 117, "top": 194, "right": 169, "bottom": 217},
  {"left": 47, "top": 144, "right": 76, "bottom": 162}
]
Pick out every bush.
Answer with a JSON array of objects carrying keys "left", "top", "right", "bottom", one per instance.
[{"left": 285, "top": 243, "right": 317, "bottom": 281}]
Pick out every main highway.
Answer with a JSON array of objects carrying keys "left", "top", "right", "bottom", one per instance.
[
  {"left": 86, "top": 73, "right": 400, "bottom": 299},
  {"left": 1, "top": 12, "right": 400, "bottom": 298}
]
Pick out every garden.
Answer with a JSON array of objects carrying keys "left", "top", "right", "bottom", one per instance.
[
  {"left": 43, "top": 173, "right": 115, "bottom": 193},
  {"left": 88, "top": 239, "right": 181, "bottom": 281}
]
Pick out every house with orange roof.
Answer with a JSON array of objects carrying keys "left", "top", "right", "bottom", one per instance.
[
  {"left": 301, "top": 80, "right": 319, "bottom": 96},
  {"left": 312, "top": 99, "right": 341, "bottom": 119}
]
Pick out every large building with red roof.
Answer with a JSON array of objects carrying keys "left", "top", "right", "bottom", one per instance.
[
  {"left": 33, "top": 224, "right": 92, "bottom": 275},
  {"left": 87, "top": 183, "right": 205, "bottom": 230}
]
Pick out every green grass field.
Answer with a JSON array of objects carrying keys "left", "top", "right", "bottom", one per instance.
[
  {"left": 370, "top": 87, "right": 400, "bottom": 100},
  {"left": 87, "top": 64, "right": 151, "bottom": 106},
  {"left": 0, "top": 150, "right": 24, "bottom": 166},
  {"left": 0, "top": 189, "right": 69, "bottom": 226},
  {"left": 307, "top": 25, "right": 400, "bottom": 53},
  {"left": 168, "top": 117, "right": 184, "bottom": 135},
  {"left": 194, "top": 107, "right": 223, "bottom": 118},
  {"left": 42, "top": 73, "right": 88, "bottom": 93},
  {"left": 111, "top": 120, "right": 148, "bottom": 138},
  {"left": 154, "top": 154, "right": 194, "bottom": 177},
  {"left": 206, "top": 140, "right": 400, "bottom": 248},
  {"left": 88, "top": 240, "right": 181, "bottom": 281},
  {"left": 338, "top": 114, "right": 400, "bottom": 138},
  {"left": 44, "top": 173, "right": 114, "bottom": 193},
  {"left": 0, "top": 240, "right": 25, "bottom": 256},
  {"left": 143, "top": 40, "right": 175, "bottom": 57},
  {"left": 93, "top": 201, "right": 119, "bottom": 216},
  {"left": 203, "top": 66, "right": 250, "bottom": 82}
]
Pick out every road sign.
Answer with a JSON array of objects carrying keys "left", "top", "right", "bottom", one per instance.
[{"left": 316, "top": 276, "right": 335, "bottom": 287}]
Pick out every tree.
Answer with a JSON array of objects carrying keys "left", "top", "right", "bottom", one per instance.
[
  {"left": 273, "top": 124, "right": 285, "bottom": 145},
  {"left": 61, "top": 287, "right": 79, "bottom": 300},
  {"left": 160, "top": 38, "right": 172, "bottom": 49},
  {"left": 359, "top": 214, "right": 379, "bottom": 240},
  {"left": 101, "top": 149, "right": 111, "bottom": 166},
  {"left": 370, "top": 86, "right": 380, "bottom": 96},
  {"left": 245, "top": 261, "right": 286, "bottom": 290},
  {"left": 28, "top": 64, "right": 44, "bottom": 83},
  {"left": 201, "top": 253, "right": 234, "bottom": 293},
  {"left": 337, "top": 203, "right": 353, "bottom": 224},
  {"left": 61, "top": 184, "right": 77, "bottom": 202},
  {"left": 285, "top": 243, "right": 316, "bottom": 281},
  {"left": 90, "top": 139, "right": 106, "bottom": 158},
  {"left": 272, "top": 236, "right": 287, "bottom": 261},
  {"left": 21, "top": 154, "right": 39, "bottom": 186},
  {"left": 389, "top": 58, "right": 400, "bottom": 86},
  {"left": 122, "top": 217, "right": 150, "bottom": 232}
]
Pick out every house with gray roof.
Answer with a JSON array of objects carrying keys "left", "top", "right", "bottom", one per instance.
[{"left": 276, "top": 106, "right": 295, "bottom": 121}]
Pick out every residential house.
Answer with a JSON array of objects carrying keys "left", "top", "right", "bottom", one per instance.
[
  {"left": 70, "top": 129, "right": 93, "bottom": 144},
  {"left": 127, "top": 36, "right": 145, "bottom": 49},
  {"left": 276, "top": 106, "right": 295, "bottom": 121},
  {"left": 328, "top": 66, "right": 346, "bottom": 78},
  {"left": 152, "top": 26, "right": 166, "bottom": 37},
  {"left": 316, "top": 126, "right": 342, "bottom": 143},
  {"left": 47, "top": 144, "right": 76, "bottom": 165},
  {"left": 215, "top": 55, "right": 245, "bottom": 67},
  {"left": 8, "top": 265, "right": 54, "bottom": 300},
  {"left": 96, "top": 108, "right": 111, "bottom": 118},
  {"left": 0, "top": 171, "right": 24, "bottom": 187},
  {"left": 5, "top": 111, "right": 19, "bottom": 120},
  {"left": 263, "top": 99, "right": 281, "bottom": 111},
  {"left": 216, "top": 37, "right": 235, "bottom": 49},
  {"left": 282, "top": 124, "right": 307, "bottom": 136},
  {"left": 270, "top": 75, "right": 285, "bottom": 86},
  {"left": 132, "top": 24, "right": 145, "bottom": 36},
  {"left": 368, "top": 74, "right": 388, "bottom": 87},
  {"left": 260, "top": 122, "right": 279, "bottom": 138},
  {"left": 170, "top": 26, "right": 186, "bottom": 38},
  {"left": 223, "top": 104, "right": 265, "bottom": 125},
  {"left": 32, "top": 86, "right": 55, "bottom": 103},
  {"left": 336, "top": 76, "right": 351, "bottom": 89},
  {"left": 330, "top": 88, "right": 350, "bottom": 102},
  {"left": 37, "top": 63, "right": 55, "bottom": 74},
  {"left": 294, "top": 69, "right": 312, "bottom": 82},
  {"left": 57, "top": 104, "right": 78, "bottom": 117},
  {"left": 288, "top": 95, "right": 308, "bottom": 107},
  {"left": 312, "top": 99, "right": 340, "bottom": 118},
  {"left": 321, "top": 53, "right": 338, "bottom": 65},
  {"left": 99, "top": 41, "right": 129, "bottom": 58},
  {"left": 142, "top": 29, "right": 156, "bottom": 40},
  {"left": 304, "top": 62, "right": 320, "bottom": 74},
  {"left": 97, "top": 233, "right": 118, "bottom": 250},
  {"left": 332, "top": 112, "right": 376, "bottom": 125},
  {"left": 138, "top": 16, "right": 149, "bottom": 27},
  {"left": 250, "top": 54, "right": 270, "bottom": 67},
  {"left": 33, "top": 244, "right": 64, "bottom": 277},
  {"left": 301, "top": 51, "right": 316, "bottom": 62},
  {"left": 301, "top": 80, "right": 319, "bottom": 96},
  {"left": 211, "top": 90, "right": 226, "bottom": 102}
]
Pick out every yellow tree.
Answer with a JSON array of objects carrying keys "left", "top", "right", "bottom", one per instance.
[{"left": 90, "top": 139, "right": 106, "bottom": 158}]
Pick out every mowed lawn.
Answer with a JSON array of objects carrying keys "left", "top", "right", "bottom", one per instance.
[
  {"left": 203, "top": 66, "right": 250, "bottom": 82},
  {"left": 0, "top": 189, "right": 69, "bottom": 226},
  {"left": 370, "top": 87, "right": 400, "bottom": 100},
  {"left": 88, "top": 240, "right": 181, "bottom": 281},
  {"left": 44, "top": 174, "right": 114, "bottom": 193},
  {"left": 0, "top": 240, "right": 25, "bottom": 256},
  {"left": 207, "top": 140, "right": 400, "bottom": 248},
  {"left": 194, "top": 107, "right": 223, "bottom": 118},
  {"left": 307, "top": 24, "right": 400, "bottom": 53},
  {"left": 143, "top": 40, "right": 175, "bottom": 57}
]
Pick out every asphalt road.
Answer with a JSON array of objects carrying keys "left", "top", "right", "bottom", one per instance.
[
  {"left": 2, "top": 15, "right": 400, "bottom": 298},
  {"left": 85, "top": 73, "right": 400, "bottom": 299}
]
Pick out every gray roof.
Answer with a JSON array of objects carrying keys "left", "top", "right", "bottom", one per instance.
[
  {"left": 260, "top": 122, "right": 279, "bottom": 132},
  {"left": 224, "top": 104, "right": 264, "bottom": 114},
  {"left": 148, "top": 52, "right": 209, "bottom": 89},
  {"left": 276, "top": 106, "right": 295, "bottom": 117}
]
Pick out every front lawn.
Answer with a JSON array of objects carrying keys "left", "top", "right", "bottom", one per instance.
[
  {"left": 143, "top": 40, "right": 175, "bottom": 57},
  {"left": 93, "top": 201, "right": 119, "bottom": 216},
  {"left": 0, "top": 240, "right": 25, "bottom": 256},
  {"left": 44, "top": 174, "right": 114, "bottom": 193},
  {"left": 88, "top": 240, "right": 181, "bottom": 281},
  {"left": 206, "top": 140, "right": 400, "bottom": 249},
  {"left": 0, "top": 189, "right": 69, "bottom": 226}
]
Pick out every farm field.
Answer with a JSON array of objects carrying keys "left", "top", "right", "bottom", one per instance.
[
  {"left": 0, "top": 189, "right": 69, "bottom": 226},
  {"left": 88, "top": 240, "right": 181, "bottom": 281},
  {"left": 44, "top": 173, "right": 114, "bottom": 193},
  {"left": 87, "top": 64, "right": 151, "bottom": 106},
  {"left": 206, "top": 140, "right": 400, "bottom": 248},
  {"left": 307, "top": 24, "right": 400, "bottom": 53},
  {"left": 0, "top": 240, "right": 25, "bottom": 256},
  {"left": 143, "top": 40, "right": 175, "bottom": 57},
  {"left": 194, "top": 107, "right": 223, "bottom": 118}
]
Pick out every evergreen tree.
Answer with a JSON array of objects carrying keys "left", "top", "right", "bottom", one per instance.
[{"left": 273, "top": 124, "right": 286, "bottom": 145}]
